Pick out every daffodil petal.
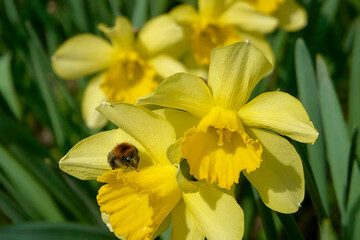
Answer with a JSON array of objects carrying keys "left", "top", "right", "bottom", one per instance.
[
  {"left": 59, "top": 129, "right": 153, "bottom": 180},
  {"left": 274, "top": 0, "right": 307, "bottom": 32},
  {"left": 183, "top": 184, "right": 244, "bottom": 240},
  {"left": 219, "top": 2, "right": 278, "bottom": 34},
  {"left": 137, "top": 15, "right": 187, "bottom": 58},
  {"left": 137, "top": 73, "right": 214, "bottom": 118},
  {"left": 238, "top": 31, "right": 275, "bottom": 66},
  {"left": 167, "top": 139, "right": 183, "bottom": 165},
  {"left": 97, "top": 165, "right": 181, "bottom": 239},
  {"left": 208, "top": 41, "right": 272, "bottom": 110},
  {"left": 198, "top": 0, "right": 226, "bottom": 19},
  {"left": 171, "top": 200, "right": 204, "bottom": 240},
  {"left": 52, "top": 34, "right": 115, "bottom": 79},
  {"left": 98, "top": 16, "right": 134, "bottom": 51},
  {"left": 244, "top": 128, "right": 305, "bottom": 213},
  {"left": 97, "top": 103, "right": 176, "bottom": 165},
  {"left": 238, "top": 91, "right": 318, "bottom": 143},
  {"left": 81, "top": 74, "right": 108, "bottom": 129},
  {"left": 153, "top": 108, "right": 200, "bottom": 139},
  {"left": 170, "top": 4, "right": 199, "bottom": 24},
  {"left": 148, "top": 55, "right": 187, "bottom": 79}
]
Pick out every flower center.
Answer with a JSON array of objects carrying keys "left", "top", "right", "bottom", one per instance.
[
  {"left": 181, "top": 107, "right": 263, "bottom": 189},
  {"left": 100, "top": 52, "right": 157, "bottom": 103},
  {"left": 243, "top": 0, "right": 285, "bottom": 14},
  {"left": 190, "top": 21, "right": 241, "bottom": 65}
]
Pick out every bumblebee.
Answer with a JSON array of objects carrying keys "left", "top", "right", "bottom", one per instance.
[{"left": 108, "top": 143, "right": 139, "bottom": 171}]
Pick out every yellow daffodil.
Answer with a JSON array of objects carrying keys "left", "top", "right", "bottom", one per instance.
[
  {"left": 239, "top": 0, "right": 307, "bottom": 31},
  {"left": 52, "top": 16, "right": 187, "bottom": 129},
  {"left": 60, "top": 103, "right": 244, "bottom": 240},
  {"left": 169, "top": 0, "right": 277, "bottom": 69},
  {"left": 138, "top": 41, "right": 318, "bottom": 213}
]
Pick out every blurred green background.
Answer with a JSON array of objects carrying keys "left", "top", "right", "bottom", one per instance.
[{"left": 0, "top": 0, "right": 359, "bottom": 239}]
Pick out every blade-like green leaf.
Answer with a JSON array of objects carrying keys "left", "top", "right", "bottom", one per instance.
[
  {"left": 320, "top": 219, "right": 338, "bottom": 240},
  {"left": 252, "top": 187, "right": 277, "bottom": 240},
  {"left": 295, "top": 39, "right": 329, "bottom": 216},
  {"left": 0, "top": 190, "right": 31, "bottom": 223},
  {"left": 132, "top": 0, "right": 150, "bottom": 30},
  {"left": 345, "top": 127, "right": 358, "bottom": 209},
  {"left": 277, "top": 213, "right": 304, "bottom": 240},
  {"left": 349, "top": 18, "right": 360, "bottom": 132},
  {"left": 0, "top": 53, "right": 22, "bottom": 119},
  {"left": 0, "top": 223, "right": 116, "bottom": 240},
  {"left": 0, "top": 145, "right": 64, "bottom": 221},
  {"left": 293, "top": 141, "right": 327, "bottom": 220},
  {"left": 28, "top": 40, "right": 65, "bottom": 148},
  {"left": 317, "top": 55, "right": 349, "bottom": 214},
  {"left": 65, "top": 0, "right": 89, "bottom": 32},
  {"left": 317, "top": 56, "right": 360, "bottom": 240},
  {"left": 150, "top": 0, "right": 169, "bottom": 17},
  {"left": 344, "top": 20, "right": 360, "bottom": 237}
]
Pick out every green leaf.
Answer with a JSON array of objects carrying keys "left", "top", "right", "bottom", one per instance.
[
  {"left": 349, "top": 18, "right": 360, "bottom": 134},
  {"left": 0, "top": 145, "right": 64, "bottom": 222},
  {"left": 320, "top": 219, "right": 338, "bottom": 240},
  {"left": 150, "top": 0, "right": 169, "bottom": 17},
  {"left": 252, "top": 187, "right": 278, "bottom": 240},
  {"left": 295, "top": 39, "right": 329, "bottom": 216},
  {"left": 132, "top": 0, "right": 150, "bottom": 30},
  {"left": 277, "top": 213, "right": 304, "bottom": 240},
  {"left": 65, "top": 0, "right": 89, "bottom": 32},
  {"left": 345, "top": 127, "right": 358, "bottom": 209},
  {"left": 317, "top": 55, "right": 349, "bottom": 214},
  {"left": 0, "top": 223, "right": 116, "bottom": 240},
  {"left": 27, "top": 40, "right": 65, "bottom": 148},
  {"left": 293, "top": 141, "right": 327, "bottom": 221},
  {"left": 0, "top": 190, "right": 31, "bottom": 223},
  {"left": 0, "top": 53, "right": 22, "bottom": 119}
]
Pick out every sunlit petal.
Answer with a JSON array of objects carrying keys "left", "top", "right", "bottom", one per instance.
[
  {"left": 170, "top": 4, "right": 199, "bottom": 24},
  {"left": 238, "top": 31, "right": 275, "bottom": 66},
  {"left": 208, "top": 41, "right": 272, "bottom": 110},
  {"left": 171, "top": 200, "right": 204, "bottom": 240},
  {"left": 273, "top": 0, "right": 307, "bottom": 31},
  {"left": 148, "top": 54, "right": 187, "bottom": 79},
  {"left": 198, "top": 0, "right": 226, "bottom": 19},
  {"left": 183, "top": 184, "right": 244, "bottom": 240},
  {"left": 52, "top": 34, "right": 115, "bottom": 79},
  {"left": 219, "top": 2, "right": 278, "bottom": 34},
  {"left": 153, "top": 108, "right": 200, "bottom": 139},
  {"left": 238, "top": 91, "right": 318, "bottom": 143},
  {"left": 97, "top": 103, "right": 176, "bottom": 165},
  {"left": 81, "top": 74, "right": 108, "bottom": 129},
  {"left": 59, "top": 129, "right": 153, "bottom": 180},
  {"left": 137, "top": 73, "right": 214, "bottom": 118},
  {"left": 98, "top": 16, "right": 134, "bottom": 51},
  {"left": 137, "top": 15, "right": 187, "bottom": 58},
  {"left": 244, "top": 128, "right": 305, "bottom": 213}
]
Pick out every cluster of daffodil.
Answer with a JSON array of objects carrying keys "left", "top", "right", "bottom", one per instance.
[
  {"left": 57, "top": 1, "right": 316, "bottom": 240},
  {"left": 52, "top": 0, "right": 307, "bottom": 129}
]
